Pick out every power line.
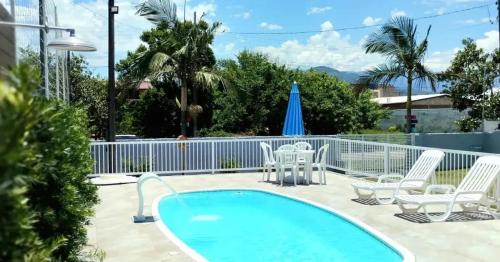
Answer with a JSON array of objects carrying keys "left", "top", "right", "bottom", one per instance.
[{"left": 222, "top": 3, "right": 496, "bottom": 35}]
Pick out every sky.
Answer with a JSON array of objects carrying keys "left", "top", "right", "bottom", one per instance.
[{"left": 46, "top": 0, "right": 499, "bottom": 77}]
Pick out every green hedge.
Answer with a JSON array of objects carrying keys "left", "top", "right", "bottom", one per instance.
[{"left": 0, "top": 65, "right": 99, "bottom": 261}]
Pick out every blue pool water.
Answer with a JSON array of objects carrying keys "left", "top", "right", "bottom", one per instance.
[{"left": 157, "top": 190, "right": 403, "bottom": 262}]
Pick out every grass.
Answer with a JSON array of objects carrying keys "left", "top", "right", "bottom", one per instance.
[{"left": 434, "top": 169, "right": 467, "bottom": 187}]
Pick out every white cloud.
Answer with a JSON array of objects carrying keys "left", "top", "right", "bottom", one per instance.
[
  {"left": 362, "top": 16, "right": 382, "bottom": 26},
  {"left": 476, "top": 30, "right": 499, "bottom": 52},
  {"left": 254, "top": 21, "right": 384, "bottom": 71},
  {"left": 425, "top": 48, "right": 460, "bottom": 71},
  {"left": 233, "top": 11, "right": 251, "bottom": 19},
  {"left": 224, "top": 43, "right": 235, "bottom": 52},
  {"left": 242, "top": 12, "right": 251, "bottom": 19},
  {"left": 461, "top": 17, "right": 491, "bottom": 25},
  {"left": 307, "top": 6, "right": 332, "bottom": 15},
  {"left": 320, "top": 21, "right": 333, "bottom": 31},
  {"left": 424, "top": 30, "right": 498, "bottom": 71},
  {"left": 217, "top": 24, "right": 231, "bottom": 34},
  {"left": 421, "top": 0, "right": 488, "bottom": 5},
  {"left": 36, "top": 0, "right": 220, "bottom": 72},
  {"left": 391, "top": 9, "right": 407, "bottom": 18},
  {"left": 260, "top": 22, "right": 283, "bottom": 30}
]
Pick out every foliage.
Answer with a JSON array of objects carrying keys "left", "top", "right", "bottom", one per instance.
[
  {"left": 132, "top": 0, "right": 223, "bottom": 136},
  {"left": 68, "top": 56, "right": 108, "bottom": 139},
  {"left": 129, "top": 87, "right": 180, "bottom": 137},
  {"left": 212, "top": 51, "right": 388, "bottom": 135},
  {"left": 0, "top": 65, "right": 99, "bottom": 261},
  {"left": 0, "top": 65, "right": 58, "bottom": 261},
  {"left": 220, "top": 159, "right": 240, "bottom": 169},
  {"left": 198, "top": 129, "right": 238, "bottom": 137},
  {"left": 441, "top": 39, "right": 500, "bottom": 131},
  {"left": 18, "top": 48, "right": 108, "bottom": 139},
  {"left": 363, "top": 17, "right": 437, "bottom": 133}
]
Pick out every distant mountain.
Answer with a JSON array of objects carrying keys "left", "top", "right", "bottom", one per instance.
[
  {"left": 312, "top": 66, "right": 444, "bottom": 95},
  {"left": 312, "top": 66, "right": 363, "bottom": 84}
]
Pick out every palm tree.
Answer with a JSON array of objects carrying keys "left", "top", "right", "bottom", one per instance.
[
  {"left": 134, "top": 0, "right": 223, "bottom": 136},
  {"left": 363, "top": 17, "right": 437, "bottom": 133}
]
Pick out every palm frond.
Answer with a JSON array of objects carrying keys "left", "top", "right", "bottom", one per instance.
[
  {"left": 194, "top": 68, "right": 226, "bottom": 90},
  {"left": 413, "top": 63, "right": 438, "bottom": 91},
  {"left": 136, "top": 0, "right": 177, "bottom": 26},
  {"left": 415, "top": 25, "right": 431, "bottom": 61},
  {"left": 363, "top": 64, "right": 406, "bottom": 86}
]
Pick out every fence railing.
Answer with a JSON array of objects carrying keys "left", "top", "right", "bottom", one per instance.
[
  {"left": 90, "top": 136, "right": 328, "bottom": 176},
  {"left": 336, "top": 134, "right": 415, "bottom": 145},
  {"left": 89, "top": 136, "right": 499, "bottom": 201}
]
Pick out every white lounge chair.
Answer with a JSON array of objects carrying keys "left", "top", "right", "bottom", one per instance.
[
  {"left": 352, "top": 150, "right": 445, "bottom": 204},
  {"left": 311, "top": 144, "right": 329, "bottom": 185},
  {"left": 260, "top": 142, "right": 277, "bottom": 182},
  {"left": 395, "top": 155, "right": 500, "bottom": 222}
]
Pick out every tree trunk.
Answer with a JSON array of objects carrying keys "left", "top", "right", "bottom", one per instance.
[
  {"left": 180, "top": 81, "right": 188, "bottom": 136},
  {"left": 192, "top": 84, "right": 198, "bottom": 137},
  {"left": 406, "top": 72, "right": 413, "bottom": 133}
]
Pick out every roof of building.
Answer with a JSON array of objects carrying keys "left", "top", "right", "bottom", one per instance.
[
  {"left": 137, "top": 78, "right": 153, "bottom": 90},
  {"left": 371, "top": 93, "right": 449, "bottom": 105}
]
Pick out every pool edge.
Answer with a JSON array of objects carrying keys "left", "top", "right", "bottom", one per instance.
[{"left": 152, "top": 188, "right": 415, "bottom": 262}]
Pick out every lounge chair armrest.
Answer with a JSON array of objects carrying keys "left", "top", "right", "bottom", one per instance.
[
  {"left": 377, "top": 174, "right": 404, "bottom": 183},
  {"left": 425, "top": 184, "right": 456, "bottom": 194},
  {"left": 394, "top": 178, "right": 427, "bottom": 195}
]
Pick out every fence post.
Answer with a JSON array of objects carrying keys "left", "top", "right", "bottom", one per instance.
[
  {"left": 148, "top": 142, "right": 153, "bottom": 172},
  {"left": 347, "top": 140, "right": 352, "bottom": 173},
  {"left": 411, "top": 134, "right": 416, "bottom": 146},
  {"left": 496, "top": 176, "right": 500, "bottom": 212},
  {"left": 383, "top": 144, "right": 389, "bottom": 175},
  {"left": 211, "top": 141, "right": 215, "bottom": 175}
]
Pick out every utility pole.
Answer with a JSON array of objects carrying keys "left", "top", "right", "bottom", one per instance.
[
  {"left": 39, "top": 0, "right": 49, "bottom": 97},
  {"left": 497, "top": 1, "right": 499, "bottom": 49},
  {"left": 192, "top": 11, "right": 198, "bottom": 136},
  {"left": 107, "top": 0, "right": 118, "bottom": 173},
  {"left": 107, "top": 1, "right": 118, "bottom": 142}
]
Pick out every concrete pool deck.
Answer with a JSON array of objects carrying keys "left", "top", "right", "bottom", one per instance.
[{"left": 86, "top": 172, "right": 500, "bottom": 262}]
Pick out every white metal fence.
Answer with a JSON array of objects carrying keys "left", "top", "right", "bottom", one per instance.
[
  {"left": 89, "top": 136, "right": 499, "bottom": 199},
  {"left": 337, "top": 134, "right": 415, "bottom": 145}
]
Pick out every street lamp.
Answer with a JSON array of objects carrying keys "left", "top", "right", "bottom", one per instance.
[
  {"left": 47, "top": 30, "right": 96, "bottom": 52},
  {"left": 0, "top": 21, "right": 96, "bottom": 52},
  {"left": 0, "top": 21, "right": 96, "bottom": 98}
]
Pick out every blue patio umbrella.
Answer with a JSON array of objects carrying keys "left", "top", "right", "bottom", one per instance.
[{"left": 282, "top": 81, "right": 305, "bottom": 136}]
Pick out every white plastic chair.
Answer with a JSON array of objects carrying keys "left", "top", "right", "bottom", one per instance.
[
  {"left": 276, "top": 150, "right": 299, "bottom": 186},
  {"left": 294, "top": 142, "right": 312, "bottom": 151},
  {"left": 294, "top": 142, "right": 313, "bottom": 165},
  {"left": 352, "top": 150, "right": 445, "bottom": 204},
  {"left": 278, "top": 144, "right": 296, "bottom": 151},
  {"left": 395, "top": 155, "right": 500, "bottom": 222},
  {"left": 260, "top": 142, "right": 276, "bottom": 182},
  {"left": 311, "top": 144, "right": 329, "bottom": 185}
]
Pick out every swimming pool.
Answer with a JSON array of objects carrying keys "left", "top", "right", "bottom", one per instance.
[{"left": 154, "top": 189, "right": 413, "bottom": 262}]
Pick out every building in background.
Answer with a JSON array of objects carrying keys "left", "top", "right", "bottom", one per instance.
[
  {"left": 0, "top": 2, "right": 15, "bottom": 68},
  {"left": 372, "top": 93, "right": 453, "bottom": 110},
  {"left": 370, "top": 86, "right": 464, "bottom": 133}
]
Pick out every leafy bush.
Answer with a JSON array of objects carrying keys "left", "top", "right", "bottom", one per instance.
[
  {"left": 0, "top": 65, "right": 57, "bottom": 261},
  {"left": 130, "top": 87, "right": 180, "bottom": 138},
  {"left": 0, "top": 65, "right": 99, "bottom": 261},
  {"left": 198, "top": 128, "right": 238, "bottom": 137},
  {"left": 220, "top": 159, "right": 240, "bottom": 169}
]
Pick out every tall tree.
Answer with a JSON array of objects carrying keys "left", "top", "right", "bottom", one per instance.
[
  {"left": 441, "top": 39, "right": 500, "bottom": 131},
  {"left": 363, "top": 17, "right": 437, "bottom": 133},
  {"left": 133, "top": 0, "right": 223, "bottom": 136}
]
